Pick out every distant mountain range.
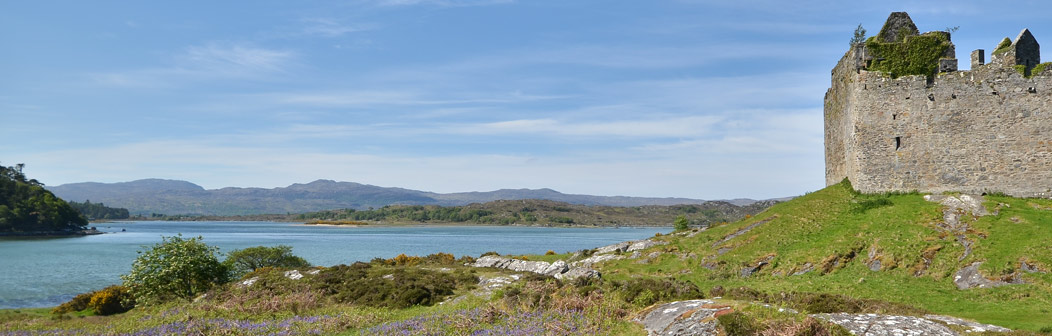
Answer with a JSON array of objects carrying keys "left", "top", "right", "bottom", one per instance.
[{"left": 47, "top": 179, "right": 780, "bottom": 216}]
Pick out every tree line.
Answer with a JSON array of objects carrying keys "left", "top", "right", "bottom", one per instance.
[
  {"left": 0, "top": 163, "right": 88, "bottom": 232},
  {"left": 68, "top": 200, "right": 130, "bottom": 220}
]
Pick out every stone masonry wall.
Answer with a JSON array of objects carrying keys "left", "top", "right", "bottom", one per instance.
[{"left": 825, "top": 53, "right": 1052, "bottom": 197}]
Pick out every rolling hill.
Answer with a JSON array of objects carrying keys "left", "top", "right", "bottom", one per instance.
[{"left": 47, "top": 179, "right": 778, "bottom": 216}]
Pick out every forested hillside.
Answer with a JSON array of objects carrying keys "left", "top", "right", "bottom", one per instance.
[
  {"left": 0, "top": 163, "right": 87, "bottom": 233},
  {"left": 67, "top": 200, "right": 130, "bottom": 220},
  {"left": 298, "top": 199, "right": 776, "bottom": 227}
]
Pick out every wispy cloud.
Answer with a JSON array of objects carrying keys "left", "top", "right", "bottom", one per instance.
[
  {"left": 89, "top": 43, "right": 296, "bottom": 87},
  {"left": 181, "top": 43, "right": 295, "bottom": 73},
  {"left": 450, "top": 116, "right": 724, "bottom": 138},
  {"left": 375, "top": 0, "right": 514, "bottom": 7},
  {"left": 300, "top": 18, "right": 373, "bottom": 37}
]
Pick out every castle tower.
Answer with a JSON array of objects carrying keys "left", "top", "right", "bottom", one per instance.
[
  {"left": 875, "top": 12, "right": 919, "bottom": 43},
  {"left": 825, "top": 13, "right": 1052, "bottom": 197},
  {"left": 991, "top": 29, "right": 1041, "bottom": 76}
]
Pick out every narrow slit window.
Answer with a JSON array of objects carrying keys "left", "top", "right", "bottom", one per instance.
[{"left": 895, "top": 136, "right": 902, "bottom": 150}]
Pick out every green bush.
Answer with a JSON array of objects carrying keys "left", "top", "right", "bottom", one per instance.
[
  {"left": 717, "top": 311, "right": 761, "bottom": 335},
  {"left": 674, "top": 215, "right": 689, "bottom": 231},
  {"left": 121, "top": 235, "right": 229, "bottom": 305},
  {"left": 721, "top": 286, "right": 926, "bottom": 315},
  {"left": 608, "top": 277, "right": 703, "bottom": 306},
  {"left": 223, "top": 245, "right": 311, "bottom": 279},
  {"left": 52, "top": 292, "right": 94, "bottom": 314},
  {"left": 312, "top": 262, "right": 477, "bottom": 308},
  {"left": 87, "top": 285, "right": 134, "bottom": 315}
]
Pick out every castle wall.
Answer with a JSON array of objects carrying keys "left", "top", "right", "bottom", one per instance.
[{"left": 825, "top": 53, "right": 1052, "bottom": 197}]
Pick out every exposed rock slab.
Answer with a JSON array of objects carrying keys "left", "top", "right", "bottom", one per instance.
[
  {"left": 953, "top": 262, "right": 1020, "bottom": 289},
  {"left": 470, "top": 256, "right": 567, "bottom": 276},
  {"left": 633, "top": 300, "right": 1013, "bottom": 336},
  {"left": 554, "top": 267, "right": 600, "bottom": 280},
  {"left": 572, "top": 254, "right": 625, "bottom": 268},
  {"left": 924, "top": 194, "right": 989, "bottom": 261},
  {"left": 595, "top": 241, "right": 632, "bottom": 254},
  {"left": 636, "top": 300, "right": 727, "bottom": 336},
  {"left": 470, "top": 255, "right": 598, "bottom": 280},
  {"left": 923, "top": 314, "right": 1012, "bottom": 333},
  {"left": 812, "top": 313, "right": 957, "bottom": 336},
  {"left": 628, "top": 239, "right": 668, "bottom": 252}
]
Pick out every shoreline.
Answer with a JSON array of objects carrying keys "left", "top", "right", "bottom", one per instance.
[
  {"left": 0, "top": 229, "right": 105, "bottom": 238},
  {"left": 298, "top": 221, "right": 672, "bottom": 229}
]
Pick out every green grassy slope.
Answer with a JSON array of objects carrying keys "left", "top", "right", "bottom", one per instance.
[{"left": 598, "top": 181, "right": 1052, "bottom": 330}]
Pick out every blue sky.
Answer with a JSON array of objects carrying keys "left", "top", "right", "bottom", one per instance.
[{"left": 2, "top": 1, "right": 1048, "bottom": 199}]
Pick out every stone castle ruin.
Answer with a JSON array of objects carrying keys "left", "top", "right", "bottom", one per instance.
[{"left": 825, "top": 12, "right": 1052, "bottom": 197}]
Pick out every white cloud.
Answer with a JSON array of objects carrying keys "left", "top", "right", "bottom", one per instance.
[
  {"left": 451, "top": 116, "right": 724, "bottom": 138},
  {"left": 376, "top": 0, "right": 514, "bottom": 7},
  {"left": 88, "top": 43, "right": 296, "bottom": 87},
  {"left": 300, "top": 18, "right": 373, "bottom": 37},
  {"left": 181, "top": 43, "right": 295, "bottom": 73}
]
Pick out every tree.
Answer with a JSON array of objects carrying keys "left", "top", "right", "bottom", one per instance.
[
  {"left": 849, "top": 23, "right": 867, "bottom": 45},
  {"left": 223, "top": 245, "right": 311, "bottom": 279},
  {"left": 121, "top": 235, "right": 228, "bottom": 305},
  {"left": 673, "top": 215, "right": 689, "bottom": 231},
  {"left": 0, "top": 163, "right": 87, "bottom": 232}
]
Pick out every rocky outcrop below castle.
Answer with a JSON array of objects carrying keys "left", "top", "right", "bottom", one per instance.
[
  {"left": 637, "top": 300, "right": 1012, "bottom": 336},
  {"left": 469, "top": 238, "right": 669, "bottom": 279}
]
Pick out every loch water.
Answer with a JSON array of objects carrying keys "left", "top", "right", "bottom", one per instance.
[{"left": 0, "top": 221, "right": 667, "bottom": 309}]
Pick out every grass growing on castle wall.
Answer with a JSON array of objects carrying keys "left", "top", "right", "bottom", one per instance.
[
  {"left": 1019, "top": 62, "right": 1052, "bottom": 77},
  {"left": 1034, "top": 62, "right": 1051, "bottom": 76},
  {"left": 865, "top": 32, "right": 952, "bottom": 78},
  {"left": 593, "top": 181, "right": 1052, "bottom": 331},
  {"left": 994, "top": 37, "right": 1014, "bottom": 55}
]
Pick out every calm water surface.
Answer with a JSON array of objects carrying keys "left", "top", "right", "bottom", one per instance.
[{"left": 0, "top": 221, "right": 667, "bottom": 309}]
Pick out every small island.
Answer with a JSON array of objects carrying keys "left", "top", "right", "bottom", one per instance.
[{"left": 0, "top": 163, "right": 93, "bottom": 237}]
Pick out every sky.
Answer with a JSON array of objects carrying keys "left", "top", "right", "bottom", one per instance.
[{"left": 2, "top": 1, "right": 1049, "bottom": 200}]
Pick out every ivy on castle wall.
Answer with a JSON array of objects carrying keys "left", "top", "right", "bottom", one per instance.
[{"left": 865, "top": 32, "right": 952, "bottom": 78}]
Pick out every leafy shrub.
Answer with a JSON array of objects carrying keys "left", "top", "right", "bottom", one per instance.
[
  {"left": 608, "top": 277, "right": 703, "bottom": 306},
  {"left": 674, "top": 215, "right": 689, "bottom": 231},
  {"left": 500, "top": 277, "right": 561, "bottom": 309},
  {"left": 721, "top": 286, "right": 925, "bottom": 315},
  {"left": 121, "top": 235, "right": 229, "bottom": 305},
  {"left": 52, "top": 292, "right": 94, "bottom": 314},
  {"left": 312, "top": 262, "right": 477, "bottom": 308},
  {"left": 387, "top": 254, "right": 422, "bottom": 266},
  {"left": 709, "top": 285, "right": 725, "bottom": 297},
  {"left": 456, "top": 255, "right": 476, "bottom": 264},
  {"left": 223, "top": 245, "right": 311, "bottom": 279},
  {"left": 205, "top": 267, "right": 321, "bottom": 314},
  {"left": 481, "top": 251, "right": 500, "bottom": 257},
  {"left": 423, "top": 252, "right": 456, "bottom": 265},
  {"left": 88, "top": 285, "right": 134, "bottom": 315},
  {"left": 545, "top": 250, "right": 556, "bottom": 255},
  {"left": 717, "top": 311, "right": 760, "bottom": 336}
]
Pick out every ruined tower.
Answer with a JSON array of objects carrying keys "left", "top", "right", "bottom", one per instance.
[{"left": 825, "top": 13, "right": 1052, "bottom": 197}]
